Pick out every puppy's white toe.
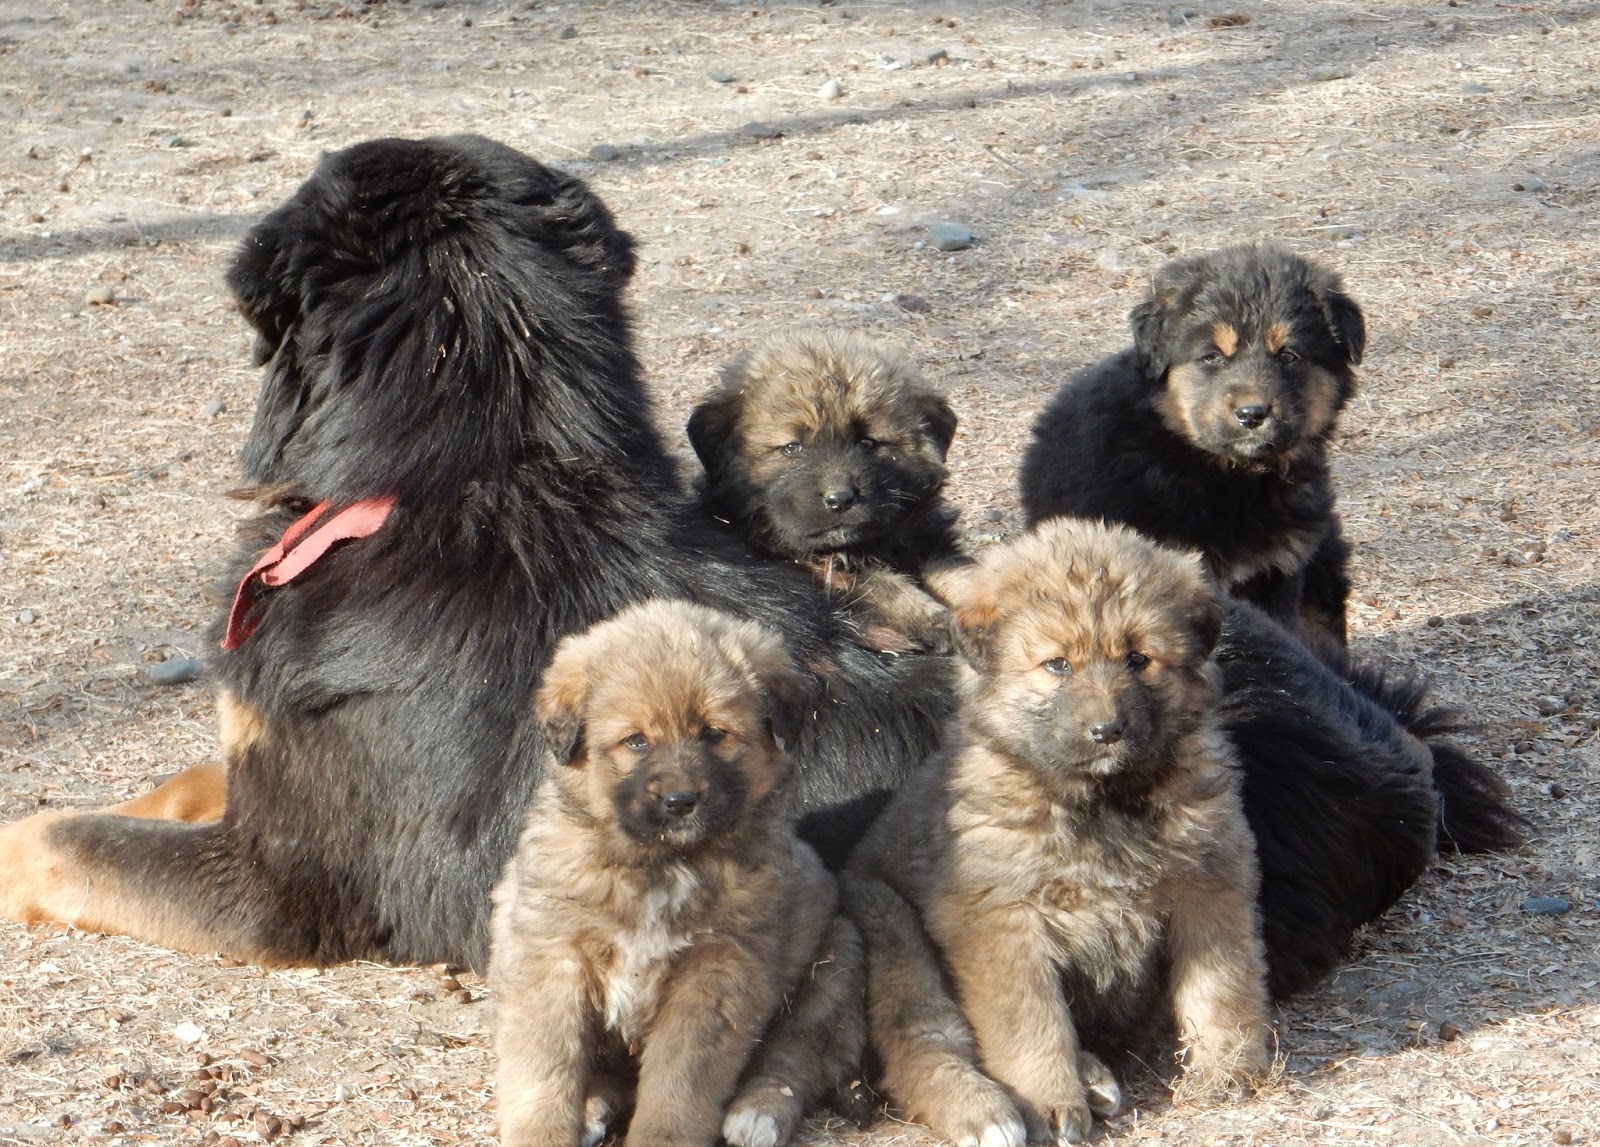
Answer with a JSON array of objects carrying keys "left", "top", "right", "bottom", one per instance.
[
  {"left": 968, "top": 1119, "right": 1026, "bottom": 1147},
  {"left": 722, "top": 1107, "right": 781, "bottom": 1147},
  {"left": 580, "top": 1115, "right": 609, "bottom": 1147}
]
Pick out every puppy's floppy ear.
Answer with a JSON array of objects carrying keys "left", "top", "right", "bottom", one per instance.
[
  {"left": 925, "top": 560, "right": 999, "bottom": 669},
  {"left": 1310, "top": 271, "right": 1367, "bottom": 367},
  {"left": 535, "top": 634, "right": 596, "bottom": 766},
  {"left": 1130, "top": 285, "right": 1184, "bottom": 375},
  {"left": 1180, "top": 552, "right": 1226, "bottom": 660},
  {"left": 912, "top": 391, "right": 959, "bottom": 460},
  {"left": 686, "top": 384, "right": 745, "bottom": 487},
  {"left": 736, "top": 627, "right": 812, "bottom": 753}
]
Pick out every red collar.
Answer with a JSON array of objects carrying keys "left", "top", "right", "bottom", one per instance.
[{"left": 221, "top": 496, "right": 397, "bottom": 651}]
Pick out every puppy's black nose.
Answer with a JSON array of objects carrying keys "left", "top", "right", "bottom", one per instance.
[
  {"left": 1089, "top": 720, "right": 1125, "bottom": 745},
  {"left": 661, "top": 791, "right": 700, "bottom": 817},
  {"left": 1233, "top": 404, "right": 1271, "bottom": 429},
  {"left": 822, "top": 487, "right": 857, "bottom": 512}
]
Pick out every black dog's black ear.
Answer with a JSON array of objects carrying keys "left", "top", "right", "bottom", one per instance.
[
  {"left": 913, "top": 392, "right": 959, "bottom": 461},
  {"left": 1311, "top": 275, "right": 1367, "bottom": 367},
  {"left": 543, "top": 169, "right": 638, "bottom": 286},
  {"left": 226, "top": 213, "right": 301, "bottom": 366},
  {"left": 686, "top": 387, "right": 745, "bottom": 487}
]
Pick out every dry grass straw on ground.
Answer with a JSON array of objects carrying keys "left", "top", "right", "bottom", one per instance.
[{"left": 2, "top": 1, "right": 1597, "bottom": 1144}]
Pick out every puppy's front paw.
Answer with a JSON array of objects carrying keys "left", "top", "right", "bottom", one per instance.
[
  {"left": 1077, "top": 1050, "right": 1122, "bottom": 1118},
  {"left": 722, "top": 1083, "right": 800, "bottom": 1147},
  {"left": 913, "top": 1067, "right": 1026, "bottom": 1147},
  {"left": 1020, "top": 1092, "right": 1093, "bottom": 1146}
]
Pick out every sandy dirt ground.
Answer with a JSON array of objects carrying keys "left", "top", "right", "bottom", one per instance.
[{"left": 2, "top": 0, "right": 1598, "bottom": 1144}]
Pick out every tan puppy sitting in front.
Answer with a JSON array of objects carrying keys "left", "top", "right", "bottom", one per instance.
[
  {"left": 844, "top": 520, "right": 1272, "bottom": 1147},
  {"left": 490, "top": 600, "right": 863, "bottom": 1147}
]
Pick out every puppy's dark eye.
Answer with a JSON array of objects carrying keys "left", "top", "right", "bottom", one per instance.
[
  {"left": 700, "top": 726, "right": 727, "bottom": 745},
  {"left": 621, "top": 732, "right": 649, "bottom": 752},
  {"left": 781, "top": 441, "right": 805, "bottom": 457},
  {"left": 1126, "top": 651, "right": 1151, "bottom": 672},
  {"left": 1276, "top": 348, "right": 1301, "bottom": 365},
  {"left": 1043, "top": 657, "right": 1073, "bottom": 677},
  {"left": 1200, "top": 351, "right": 1226, "bottom": 367},
  {"left": 858, "top": 437, "right": 879, "bottom": 453}
]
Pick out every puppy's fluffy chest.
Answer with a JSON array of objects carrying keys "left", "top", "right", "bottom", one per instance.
[
  {"left": 945, "top": 748, "right": 1228, "bottom": 977},
  {"left": 594, "top": 861, "right": 706, "bottom": 1044}
]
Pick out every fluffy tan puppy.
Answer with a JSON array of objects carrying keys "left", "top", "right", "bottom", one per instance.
[
  {"left": 844, "top": 520, "right": 1272, "bottom": 1146},
  {"left": 490, "top": 599, "right": 863, "bottom": 1147}
]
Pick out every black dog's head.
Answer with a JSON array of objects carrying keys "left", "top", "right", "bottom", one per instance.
[
  {"left": 1129, "top": 243, "right": 1365, "bottom": 470},
  {"left": 226, "top": 134, "right": 652, "bottom": 503},
  {"left": 687, "top": 332, "right": 957, "bottom": 563}
]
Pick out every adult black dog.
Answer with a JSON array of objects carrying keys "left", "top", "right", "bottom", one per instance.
[
  {"left": 1020, "top": 243, "right": 1362, "bottom": 652},
  {"left": 0, "top": 135, "right": 951, "bottom": 969}
]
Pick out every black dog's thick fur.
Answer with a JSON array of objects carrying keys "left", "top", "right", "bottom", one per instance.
[
  {"left": 1214, "top": 604, "right": 1522, "bottom": 998},
  {"left": 43, "top": 135, "right": 952, "bottom": 969},
  {"left": 1020, "top": 243, "right": 1363, "bottom": 650}
]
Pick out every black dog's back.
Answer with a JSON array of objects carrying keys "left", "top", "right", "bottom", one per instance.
[{"left": 1217, "top": 604, "right": 1522, "bottom": 998}]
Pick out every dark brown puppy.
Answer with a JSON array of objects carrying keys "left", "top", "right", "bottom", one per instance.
[
  {"left": 1020, "top": 243, "right": 1364, "bottom": 651},
  {"left": 0, "top": 136, "right": 952, "bottom": 964},
  {"left": 689, "top": 332, "right": 961, "bottom": 652},
  {"left": 845, "top": 521, "right": 1271, "bottom": 1147},
  {"left": 491, "top": 601, "right": 862, "bottom": 1147}
]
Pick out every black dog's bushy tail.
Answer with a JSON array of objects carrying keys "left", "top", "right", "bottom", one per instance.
[{"left": 1343, "top": 661, "right": 1528, "bottom": 854}]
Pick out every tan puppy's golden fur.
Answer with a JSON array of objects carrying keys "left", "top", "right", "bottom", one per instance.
[
  {"left": 844, "top": 521, "right": 1271, "bottom": 1147},
  {"left": 688, "top": 332, "right": 963, "bottom": 653},
  {"left": 490, "top": 600, "right": 864, "bottom": 1147}
]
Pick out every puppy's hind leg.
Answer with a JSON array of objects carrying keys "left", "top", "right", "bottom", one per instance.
[
  {"left": 724, "top": 916, "right": 867, "bottom": 1147},
  {"left": 0, "top": 812, "right": 275, "bottom": 961},
  {"left": 841, "top": 872, "right": 1026, "bottom": 1147}
]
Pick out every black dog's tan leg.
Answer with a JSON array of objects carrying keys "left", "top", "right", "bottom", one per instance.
[
  {"left": 724, "top": 915, "right": 866, "bottom": 1147},
  {"left": 492, "top": 936, "right": 597, "bottom": 1147},
  {"left": 939, "top": 905, "right": 1093, "bottom": 1145},
  {"left": 107, "top": 763, "right": 228, "bottom": 823},
  {"left": 844, "top": 872, "right": 1025, "bottom": 1147},
  {"left": 627, "top": 935, "right": 784, "bottom": 1147},
  {"left": 1166, "top": 875, "right": 1272, "bottom": 1091},
  {"left": 0, "top": 813, "right": 272, "bottom": 960}
]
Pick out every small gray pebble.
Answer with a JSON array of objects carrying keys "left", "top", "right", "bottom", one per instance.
[
  {"left": 17, "top": 609, "right": 36, "bottom": 624},
  {"left": 1547, "top": 782, "right": 1567, "bottom": 799},
  {"left": 555, "top": 23, "right": 577, "bottom": 39},
  {"left": 922, "top": 48, "right": 949, "bottom": 66},
  {"left": 1522, "top": 896, "right": 1571, "bottom": 916},
  {"left": 1461, "top": 81, "right": 1492, "bottom": 94},
  {"left": 1512, "top": 740, "right": 1535, "bottom": 754},
  {"left": 738, "top": 122, "right": 779, "bottom": 140},
  {"left": 588, "top": 144, "right": 622, "bottom": 161},
  {"left": 149, "top": 657, "right": 204, "bottom": 686},
  {"left": 817, "top": 77, "right": 844, "bottom": 100},
  {"left": 334, "top": 1082, "right": 355, "bottom": 1102},
  {"left": 1512, "top": 177, "right": 1548, "bottom": 192},
  {"left": 1310, "top": 66, "right": 1353, "bottom": 82},
  {"left": 1425, "top": 615, "right": 1445, "bottom": 627},
  {"left": 893, "top": 293, "right": 930, "bottom": 313},
  {"left": 928, "top": 222, "right": 974, "bottom": 252},
  {"left": 983, "top": 508, "right": 1004, "bottom": 523},
  {"left": 86, "top": 284, "right": 116, "bottom": 306},
  {"left": 1536, "top": 696, "right": 1564, "bottom": 716},
  {"left": 201, "top": 398, "right": 226, "bottom": 419},
  {"left": 709, "top": 70, "right": 737, "bottom": 84},
  {"left": 1166, "top": 7, "right": 1201, "bottom": 25}
]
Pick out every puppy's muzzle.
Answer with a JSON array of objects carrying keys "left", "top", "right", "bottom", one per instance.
[
  {"left": 661, "top": 790, "right": 701, "bottom": 817},
  {"left": 1232, "top": 403, "right": 1271, "bottom": 430}
]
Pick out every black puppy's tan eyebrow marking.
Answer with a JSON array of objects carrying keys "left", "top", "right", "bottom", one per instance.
[
  {"left": 1210, "top": 322, "right": 1239, "bottom": 357},
  {"left": 1264, "top": 321, "right": 1290, "bottom": 355}
]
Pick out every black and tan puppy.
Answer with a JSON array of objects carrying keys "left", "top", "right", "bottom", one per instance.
[
  {"left": 491, "top": 601, "right": 862, "bottom": 1147},
  {"left": 0, "top": 136, "right": 952, "bottom": 964},
  {"left": 845, "top": 521, "right": 1271, "bottom": 1147},
  {"left": 689, "top": 332, "right": 962, "bottom": 651},
  {"left": 1020, "top": 243, "right": 1364, "bottom": 651}
]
